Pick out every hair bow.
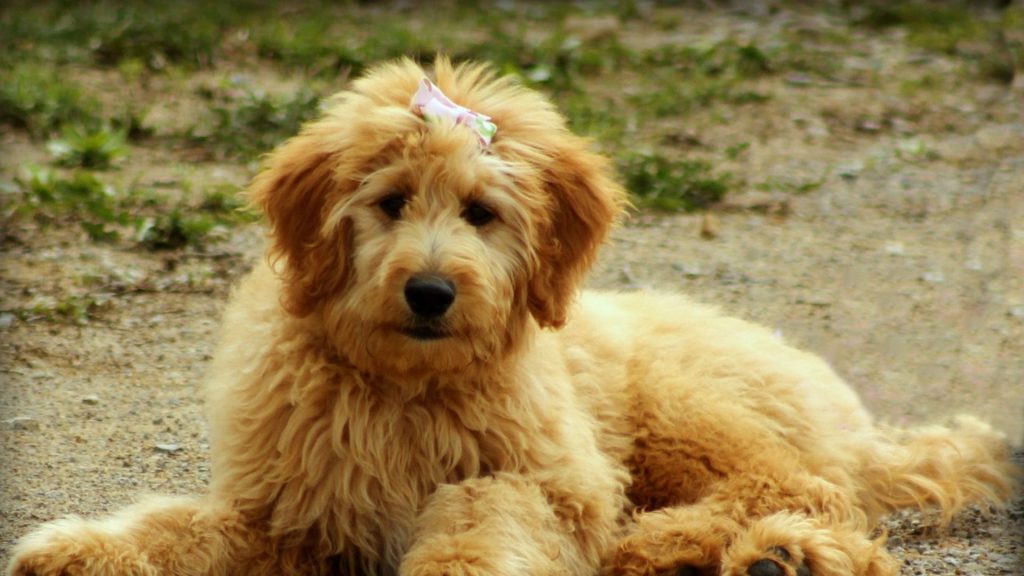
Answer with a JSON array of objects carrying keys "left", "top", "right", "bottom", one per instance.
[{"left": 410, "top": 78, "right": 497, "bottom": 148}]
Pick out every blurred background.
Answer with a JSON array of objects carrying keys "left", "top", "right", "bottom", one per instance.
[{"left": 1, "top": 1, "right": 1022, "bottom": 572}]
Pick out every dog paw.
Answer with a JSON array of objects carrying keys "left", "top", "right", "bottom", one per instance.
[
  {"left": 7, "top": 520, "right": 151, "bottom": 576},
  {"left": 609, "top": 507, "right": 741, "bottom": 576},
  {"left": 745, "top": 547, "right": 810, "bottom": 576},
  {"left": 9, "top": 549, "right": 91, "bottom": 576}
]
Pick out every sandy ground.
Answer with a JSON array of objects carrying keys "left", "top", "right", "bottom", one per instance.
[{"left": 2, "top": 6, "right": 1024, "bottom": 574}]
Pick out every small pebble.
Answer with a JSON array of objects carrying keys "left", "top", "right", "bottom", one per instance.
[
  {"left": 7, "top": 416, "right": 40, "bottom": 431},
  {"left": 884, "top": 242, "right": 905, "bottom": 256},
  {"left": 154, "top": 443, "right": 181, "bottom": 453},
  {"left": 81, "top": 394, "right": 101, "bottom": 405}
]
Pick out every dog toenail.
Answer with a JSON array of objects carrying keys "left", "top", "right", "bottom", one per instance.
[
  {"left": 675, "top": 566, "right": 702, "bottom": 576},
  {"left": 748, "top": 559, "right": 784, "bottom": 576},
  {"left": 770, "top": 546, "right": 791, "bottom": 562}
]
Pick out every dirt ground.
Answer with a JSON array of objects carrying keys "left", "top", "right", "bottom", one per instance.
[{"left": 2, "top": 5, "right": 1023, "bottom": 575}]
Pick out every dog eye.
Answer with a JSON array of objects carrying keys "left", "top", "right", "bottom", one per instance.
[
  {"left": 462, "top": 201, "right": 496, "bottom": 227},
  {"left": 378, "top": 194, "right": 407, "bottom": 220}
]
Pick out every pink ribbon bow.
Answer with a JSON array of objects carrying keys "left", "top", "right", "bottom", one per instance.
[{"left": 410, "top": 78, "right": 497, "bottom": 148}]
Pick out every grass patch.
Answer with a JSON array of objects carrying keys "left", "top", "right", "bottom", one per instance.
[
  {"left": 15, "top": 167, "right": 127, "bottom": 241},
  {"left": 755, "top": 172, "right": 829, "bottom": 195},
  {"left": 12, "top": 167, "right": 252, "bottom": 248},
  {"left": 47, "top": 125, "right": 128, "bottom": 169},
  {"left": 252, "top": 16, "right": 439, "bottom": 78},
  {"left": 633, "top": 41, "right": 772, "bottom": 115},
  {"left": 854, "top": 2, "right": 1022, "bottom": 84},
  {"left": 855, "top": 3, "right": 986, "bottom": 54},
  {"left": 0, "top": 63, "right": 101, "bottom": 137},
  {"left": 559, "top": 93, "right": 628, "bottom": 143},
  {"left": 136, "top": 209, "right": 220, "bottom": 251},
  {"left": 189, "top": 85, "right": 322, "bottom": 159},
  {"left": 8, "top": 295, "right": 107, "bottom": 325},
  {"left": 0, "top": 1, "right": 237, "bottom": 70},
  {"left": 618, "top": 152, "right": 731, "bottom": 211}
]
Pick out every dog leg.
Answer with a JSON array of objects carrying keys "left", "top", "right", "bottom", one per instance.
[
  {"left": 400, "top": 474, "right": 619, "bottom": 576},
  {"left": 6, "top": 495, "right": 313, "bottom": 576},
  {"left": 609, "top": 503, "right": 742, "bottom": 576},
  {"left": 719, "top": 512, "right": 897, "bottom": 576},
  {"left": 609, "top": 468, "right": 895, "bottom": 576}
]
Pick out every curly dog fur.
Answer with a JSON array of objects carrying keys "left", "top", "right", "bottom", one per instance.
[{"left": 9, "top": 58, "right": 1016, "bottom": 576}]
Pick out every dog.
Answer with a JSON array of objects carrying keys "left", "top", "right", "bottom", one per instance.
[{"left": 8, "top": 57, "right": 1016, "bottom": 576}]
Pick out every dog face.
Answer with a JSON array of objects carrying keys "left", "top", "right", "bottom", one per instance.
[{"left": 248, "top": 58, "right": 626, "bottom": 379}]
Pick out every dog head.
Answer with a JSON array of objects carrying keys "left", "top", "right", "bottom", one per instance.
[{"left": 248, "top": 57, "right": 627, "bottom": 379}]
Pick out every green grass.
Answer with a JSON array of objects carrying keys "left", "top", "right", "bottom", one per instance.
[
  {"left": 15, "top": 167, "right": 127, "bottom": 241},
  {"left": 47, "top": 125, "right": 128, "bottom": 169},
  {"left": 856, "top": 3, "right": 985, "bottom": 54},
  {"left": 136, "top": 209, "right": 219, "bottom": 251},
  {"left": 189, "top": 85, "right": 322, "bottom": 159},
  {"left": 0, "top": 1, "right": 239, "bottom": 70},
  {"left": 0, "top": 63, "right": 101, "bottom": 137},
  {"left": 3, "top": 0, "right": 1016, "bottom": 234},
  {"left": 632, "top": 41, "right": 773, "bottom": 115},
  {"left": 618, "top": 152, "right": 731, "bottom": 212},
  {"left": 854, "top": 2, "right": 1023, "bottom": 85},
  {"left": 8, "top": 295, "right": 106, "bottom": 325},
  {"left": 12, "top": 166, "right": 252, "bottom": 248},
  {"left": 253, "top": 16, "right": 441, "bottom": 78}
]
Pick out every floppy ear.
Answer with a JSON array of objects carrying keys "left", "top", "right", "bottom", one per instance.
[
  {"left": 528, "top": 142, "right": 628, "bottom": 328},
  {"left": 247, "top": 132, "right": 350, "bottom": 317}
]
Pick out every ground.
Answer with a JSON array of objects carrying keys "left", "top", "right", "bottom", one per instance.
[{"left": 0, "top": 2, "right": 1022, "bottom": 574}]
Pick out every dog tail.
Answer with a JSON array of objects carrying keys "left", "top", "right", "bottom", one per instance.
[{"left": 857, "top": 415, "right": 1019, "bottom": 524}]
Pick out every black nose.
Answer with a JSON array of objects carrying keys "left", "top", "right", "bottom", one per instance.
[{"left": 404, "top": 276, "right": 456, "bottom": 319}]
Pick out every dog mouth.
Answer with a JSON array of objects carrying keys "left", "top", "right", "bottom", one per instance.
[{"left": 400, "top": 323, "right": 452, "bottom": 341}]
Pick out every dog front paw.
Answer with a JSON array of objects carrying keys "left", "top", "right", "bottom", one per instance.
[
  {"left": 608, "top": 507, "right": 741, "bottom": 576},
  {"left": 721, "top": 512, "right": 897, "bottom": 576},
  {"left": 7, "top": 519, "right": 151, "bottom": 576},
  {"left": 745, "top": 547, "right": 810, "bottom": 576}
]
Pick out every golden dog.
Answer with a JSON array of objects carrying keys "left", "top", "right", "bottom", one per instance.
[{"left": 9, "top": 58, "right": 1016, "bottom": 576}]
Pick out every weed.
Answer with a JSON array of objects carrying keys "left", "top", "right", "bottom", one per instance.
[
  {"left": 634, "top": 41, "right": 772, "bottom": 114},
  {"left": 110, "top": 106, "right": 154, "bottom": 141},
  {"left": 559, "top": 93, "right": 628, "bottom": 143},
  {"left": 0, "top": 63, "right": 101, "bottom": 136},
  {"left": 47, "top": 125, "right": 128, "bottom": 169},
  {"left": 90, "top": 5, "right": 227, "bottom": 69},
  {"left": 136, "top": 209, "right": 219, "bottom": 251},
  {"left": 854, "top": 1, "right": 1022, "bottom": 85},
  {"left": 1, "top": 2, "right": 235, "bottom": 70},
  {"left": 12, "top": 295, "right": 106, "bottom": 325},
  {"left": 198, "top": 185, "right": 257, "bottom": 224},
  {"left": 618, "top": 152, "right": 731, "bottom": 211},
  {"left": 755, "top": 172, "right": 829, "bottom": 195},
  {"left": 191, "top": 86, "right": 322, "bottom": 159},
  {"left": 15, "top": 167, "right": 126, "bottom": 240},
  {"left": 855, "top": 3, "right": 985, "bottom": 54},
  {"left": 644, "top": 40, "right": 771, "bottom": 78},
  {"left": 724, "top": 142, "right": 751, "bottom": 160},
  {"left": 252, "top": 15, "right": 439, "bottom": 77},
  {"left": 461, "top": 23, "right": 632, "bottom": 92},
  {"left": 899, "top": 73, "right": 945, "bottom": 95},
  {"left": 136, "top": 185, "right": 251, "bottom": 250},
  {"left": 631, "top": 74, "right": 770, "bottom": 117}
]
